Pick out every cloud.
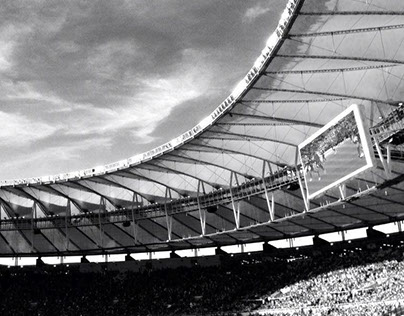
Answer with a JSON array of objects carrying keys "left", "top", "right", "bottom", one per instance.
[
  {"left": 0, "top": 136, "right": 114, "bottom": 179},
  {"left": 243, "top": 4, "right": 271, "bottom": 23},
  {"left": 0, "top": 2, "right": 217, "bottom": 145},
  {"left": 0, "top": 111, "right": 60, "bottom": 147},
  {"left": 0, "top": 0, "right": 285, "bottom": 179}
]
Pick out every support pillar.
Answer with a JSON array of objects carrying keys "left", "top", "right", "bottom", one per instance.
[
  {"left": 375, "top": 141, "right": 391, "bottom": 179},
  {"left": 338, "top": 184, "right": 346, "bottom": 200},
  {"left": 165, "top": 188, "right": 173, "bottom": 241},
  {"left": 387, "top": 143, "right": 392, "bottom": 176},
  {"left": 131, "top": 194, "right": 139, "bottom": 244},
  {"left": 262, "top": 161, "right": 275, "bottom": 221},
  {"left": 295, "top": 148, "right": 309, "bottom": 212},
  {"left": 31, "top": 202, "right": 37, "bottom": 252},
  {"left": 296, "top": 167, "right": 309, "bottom": 212},
  {"left": 65, "top": 200, "right": 71, "bottom": 251},
  {"left": 98, "top": 197, "right": 106, "bottom": 248},
  {"left": 197, "top": 181, "right": 206, "bottom": 235},
  {"left": 229, "top": 172, "right": 240, "bottom": 229}
]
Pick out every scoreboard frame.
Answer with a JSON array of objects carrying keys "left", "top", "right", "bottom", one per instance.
[{"left": 298, "top": 104, "right": 375, "bottom": 202}]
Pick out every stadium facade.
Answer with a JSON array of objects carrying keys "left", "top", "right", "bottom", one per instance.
[{"left": 0, "top": 0, "right": 404, "bottom": 258}]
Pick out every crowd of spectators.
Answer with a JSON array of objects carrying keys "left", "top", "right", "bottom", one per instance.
[{"left": 0, "top": 241, "right": 403, "bottom": 315}]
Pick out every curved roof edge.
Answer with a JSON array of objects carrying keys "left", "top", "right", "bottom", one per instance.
[{"left": 1, "top": 0, "right": 301, "bottom": 188}]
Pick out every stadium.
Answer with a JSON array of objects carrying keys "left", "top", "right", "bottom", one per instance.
[{"left": 1, "top": 0, "right": 404, "bottom": 315}]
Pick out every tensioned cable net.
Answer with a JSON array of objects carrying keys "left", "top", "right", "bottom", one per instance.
[{"left": 2, "top": 0, "right": 404, "bottom": 256}]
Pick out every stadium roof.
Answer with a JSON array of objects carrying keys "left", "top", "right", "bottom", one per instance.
[{"left": 1, "top": 0, "right": 404, "bottom": 256}]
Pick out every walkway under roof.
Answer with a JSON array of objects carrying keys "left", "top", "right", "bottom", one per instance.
[{"left": 1, "top": 0, "right": 404, "bottom": 256}]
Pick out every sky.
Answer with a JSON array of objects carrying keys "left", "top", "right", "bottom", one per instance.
[{"left": 0, "top": 0, "right": 286, "bottom": 180}]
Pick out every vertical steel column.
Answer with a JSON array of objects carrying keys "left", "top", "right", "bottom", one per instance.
[
  {"left": 341, "top": 230, "right": 346, "bottom": 242},
  {"left": 338, "top": 184, "right": 346, "bottom": 200},
  {"left": 65, "top": 200, "right": 71, "bottom": 251},
  {"left": 131, "top": 193, "right": 138, "bottom": 244},
  {"left": 375, "top": 141, "right": 391, "bottom": 178},
  {"left": 197, "top": 181, "right": 206, "bottom": 235},
  {"left": 165, "top": 188, "right": 173, "bottom": 241},
  {"left": 295, "top": 148, "right": 309, "bottom": 212},
  {"left": 262, "top": 161, "right": 275, "bottom": 222},
  {"left": 387, "top": 143, "right": 392, "bottom": 176},
  {"left": 297, "top": 171, "right": 309, "bottom": 212},
  {"left": 229, "top": 172, "right": 240, "bottom": 229},
  {"left": 98, "top": 197, "right": 106, "bottom": 248},
  {"left": 288, "top": 238, "right": 294, "bottom": 248},
  {"left": 31, "top": 202, "right": 36, "bottom": 252}
]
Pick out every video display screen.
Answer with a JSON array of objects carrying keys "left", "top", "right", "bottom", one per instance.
[{"left": 299, "top": 104, "right": 375, "bottom": 200}]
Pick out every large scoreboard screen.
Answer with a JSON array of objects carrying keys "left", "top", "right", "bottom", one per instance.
[{"left": 298, "top": 104, "right": 375, "bottom": 200}]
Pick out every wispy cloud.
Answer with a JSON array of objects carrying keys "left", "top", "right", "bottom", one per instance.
[
  {"left": 243, "top": 4, "right": 271, "bottom": 23},
  {"left": 0, "top": 111, "right": 61, "bottom": 146},
  {"left": 0, "top": 136, "right": 114, "bottom": 179}
]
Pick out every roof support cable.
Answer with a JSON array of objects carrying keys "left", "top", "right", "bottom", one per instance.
[
  {"left": 242, "top": 97, "right": 348, "bottom": 102},
  {"left": 277, "top": 54, "right": 404, "bottom": 65},
  {"left": 288, "top": 24, "right": 404, "bottom": 38},
  {"left": 299, "top": 11, "right": 404, "bottom": 16},
  {"left": 265, "top": 64, "right": 396, "bottom": 75},
  {"left": 252, "top": 87, "right": 398, "bottom": 106}
]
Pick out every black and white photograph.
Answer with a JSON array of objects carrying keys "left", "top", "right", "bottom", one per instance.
[{"left": 0, "top": 0, "right": 403, "bottom": 315}]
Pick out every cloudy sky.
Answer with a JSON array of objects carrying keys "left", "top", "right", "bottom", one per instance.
[{"left": 0, "top": 0, "right": 286, "bottom": 180}]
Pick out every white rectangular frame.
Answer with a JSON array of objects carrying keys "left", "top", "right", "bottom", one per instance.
[{"left": 298, "top": 104, "right": 375, "bottom": 202}]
